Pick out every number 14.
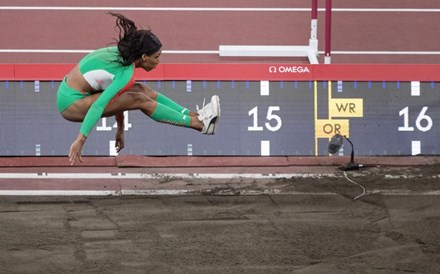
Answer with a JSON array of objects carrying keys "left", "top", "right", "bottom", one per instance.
[{"left": 97, "top": 111, "right": 133, "bottom": 131}]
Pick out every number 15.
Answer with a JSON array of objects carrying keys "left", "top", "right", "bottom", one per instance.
[{"left": 248, "top": 106, "right": 282, "bottom": 132}]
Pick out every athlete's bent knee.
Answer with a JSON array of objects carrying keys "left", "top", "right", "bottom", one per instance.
[
  {"left": 129, "top": 92, "right": 154, "bottom": 108},
  {"left": 131, "top": 83, "right": 157, "bottom": 98}
]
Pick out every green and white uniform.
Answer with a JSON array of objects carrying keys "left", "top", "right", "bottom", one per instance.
[
  {"left": 81, "top": 47, "right": 136, "bottom": 136},
  {"left": 57, "top": 46, "right": 191, "bottom": 138},
  {"left": 57, "top": 46, "right": 135, "bottom": 137}
]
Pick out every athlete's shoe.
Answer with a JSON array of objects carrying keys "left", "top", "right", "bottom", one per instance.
[{"left": 197, "top": 95, "right": 221, "bottom": 135}]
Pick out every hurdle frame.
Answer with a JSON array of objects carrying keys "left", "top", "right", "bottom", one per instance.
[{"left": 218, "top": 0, "right": 332, "bottom": 64}]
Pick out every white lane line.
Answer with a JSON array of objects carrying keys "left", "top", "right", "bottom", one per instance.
[
  {"left": 327, "top": 51, "right": 440, "bottom": 55},
  {"left": 333, "top": 8, "right": 440, "bottom": 13},
  {"left": 2, "top": 49, "right": 440, "bottom": 56},
  {"left": 0, "top": 173, "right": 337, "bottom": 179},
  {"left": 0, "top": 190, "right": 117, "bottom": 196},
  {"left": 2, "top": 173, "right": 440, "bottom": 180},
  {"left": 1, "top": 189, "right": 440, "bottom": 196},
  {"left": 0, "top": 49, "right": 93, "bottom": 53},
  {"left": 0, "top": 49, "right": 219, "bottom": 54},
  {"left": 0, "top": 7, "right": 309, "bottom": 11},
  {"left": 0, "top": 7, "right": 439, "bottom": 12}
]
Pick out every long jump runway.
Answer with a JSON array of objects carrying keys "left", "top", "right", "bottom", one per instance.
[{"left": 0, "top": 156, "right": 440, "bottom": 197}]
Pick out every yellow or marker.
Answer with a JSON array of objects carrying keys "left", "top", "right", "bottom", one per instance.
[{"left": 315, "top": 119, "right": 350, "bottom": 138}]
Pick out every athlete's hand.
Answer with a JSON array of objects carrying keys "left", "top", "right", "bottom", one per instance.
[
  {"left": 115, "top": 129, "right": 125, "bottom": 153},
  {"left": 69, "top": 134, "right": 86, "bottom": 165}
]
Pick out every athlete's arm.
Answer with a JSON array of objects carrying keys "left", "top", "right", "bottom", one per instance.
[
  {"left": 115, "top": 112, "right": 125, "bottom": 152},
  {"left": 79, "top": 69, "right": 133, "bottom": 137},
  {"left": 115, "top": 112, "right": 124, "bottom": 130},
  {"left": 69, "top": 68, "right": 133, "bottom": 165},
  {"left": 69, "top": 133, "right": 86, "bottom": 165}
]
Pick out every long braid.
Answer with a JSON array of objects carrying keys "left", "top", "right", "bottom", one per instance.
[
  {"left": 108, "top": 12, "right": 162, "bottom": 66},
  {"left": 110, "top": 12, "right": 137, "bottom": 38}
]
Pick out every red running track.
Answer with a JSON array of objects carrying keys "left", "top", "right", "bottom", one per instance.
[{"left": 0, "top": 0, "right": 439, "bottom": 64}]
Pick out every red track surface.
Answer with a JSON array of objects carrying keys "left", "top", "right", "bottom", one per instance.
[{"left": 0, "top": 0, "right": 439, "bottom": 64}]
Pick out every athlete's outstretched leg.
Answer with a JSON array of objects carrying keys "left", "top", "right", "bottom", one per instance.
[
  {"left": 60, "top": 87, "right": 219, "bottom": 133},
  {"left": 130, "top": 83, "right": 198, "bottom": 117},
  {"left": 102, "top": 91, "right": 219, "bottom": 132}
]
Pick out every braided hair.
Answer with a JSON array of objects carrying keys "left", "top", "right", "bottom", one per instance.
[{"left": 109, "top": 12, "right": 162, "bottom": 66}]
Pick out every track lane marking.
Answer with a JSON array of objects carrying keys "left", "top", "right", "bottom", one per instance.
[
  {"left": 1, "top": 189, "right": 439, "bottom": 196},
  {"left": 0, "top": 173, "right": 337, "bottom": 179},
  {"left": 2, "top": 50, "right": 440, "bottom": 56},
  {"left": 0, "top": 7, "right": 440, "bottom": 12}
]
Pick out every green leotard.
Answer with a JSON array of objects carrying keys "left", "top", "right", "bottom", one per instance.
[
  {"left": 57, "top": 46, "right": 135, "bottom": 137},
  {"left": 58, "top": 46, "right": 192, "bottom": 138}
]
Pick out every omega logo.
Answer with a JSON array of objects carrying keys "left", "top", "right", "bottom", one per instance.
[{"left": 268, "top": 66, "right": 310, "bottom": 73}]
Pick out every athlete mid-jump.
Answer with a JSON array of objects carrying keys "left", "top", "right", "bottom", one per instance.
[{"left": 57, "top": 12, "right": 220, "bottom": 165}]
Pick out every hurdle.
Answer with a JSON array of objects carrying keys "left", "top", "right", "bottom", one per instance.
[{"left": 218, "top": 0, "right": 332, "bottom": 64}]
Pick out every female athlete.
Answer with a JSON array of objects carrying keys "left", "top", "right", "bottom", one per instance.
[{"left": 57, "top": 12, "right": 220, "bottom": 165}]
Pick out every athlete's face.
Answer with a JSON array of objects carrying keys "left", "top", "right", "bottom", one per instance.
[{"left": 141, "top": 49, "right": 162, "bottom": 71}]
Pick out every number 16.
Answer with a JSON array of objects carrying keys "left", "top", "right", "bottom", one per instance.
[{"left": 398, "top": 106, "right": 432, "bottom": 132}]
